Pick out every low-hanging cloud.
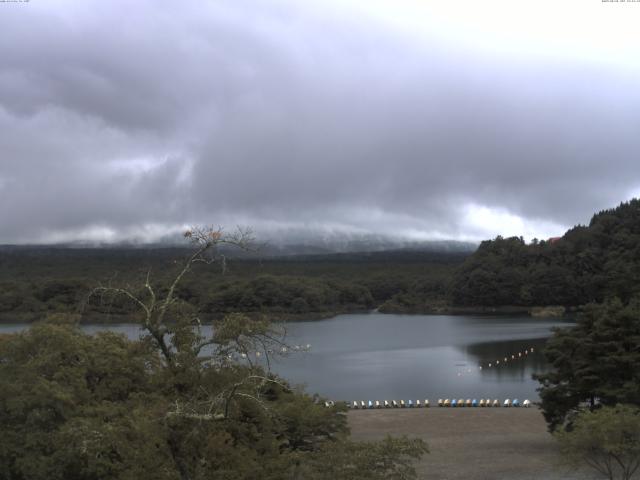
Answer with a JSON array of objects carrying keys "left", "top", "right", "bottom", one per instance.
[{"left": 1, "top": 0, "right": 639, "bottom": 244}]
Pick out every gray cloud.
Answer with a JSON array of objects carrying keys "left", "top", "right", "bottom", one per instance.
[{"left": 1, "top": 0, "right": 639, "bottom": 244}]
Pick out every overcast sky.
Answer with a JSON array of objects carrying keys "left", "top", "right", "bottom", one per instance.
[{"left": 1, "top": 0, "right": 640, "bottom": 244}]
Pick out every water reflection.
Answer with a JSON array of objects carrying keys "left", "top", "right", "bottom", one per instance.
[{"left": 0, "top": 313, "right": 572, "bottom": 401}]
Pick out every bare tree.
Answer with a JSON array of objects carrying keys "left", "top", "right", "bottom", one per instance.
[{"left": 90, "top": 225, "right": 292, "bottom": 422}]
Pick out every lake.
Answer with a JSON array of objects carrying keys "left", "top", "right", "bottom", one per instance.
[{"left": 0, "top": 313, "right": 571, "bottom": 402}]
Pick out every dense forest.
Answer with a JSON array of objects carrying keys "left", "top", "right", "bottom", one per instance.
[
  {"left": 0, "top": 247, "right": 466, "bottom": 322},
  {"left": 450, "top": 199, "right": 640, "bottom": 308}
]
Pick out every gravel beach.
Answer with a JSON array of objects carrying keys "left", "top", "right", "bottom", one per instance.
[{"left": 348, "top": 408, "right": 600, "bottom": 480}]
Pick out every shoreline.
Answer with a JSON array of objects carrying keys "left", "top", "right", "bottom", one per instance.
[{"left": 0, "top": 304, "right": 575, "bottom": 325}]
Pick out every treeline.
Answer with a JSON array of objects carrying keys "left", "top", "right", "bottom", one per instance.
[
  {"left": 0, "top": 248, "right": 467, "bottom": 321},
  {"left": 450, "top": 199, "right": 640, "bottom": 307}
]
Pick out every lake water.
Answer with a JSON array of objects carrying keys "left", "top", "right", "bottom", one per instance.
[{"left": 0, "top": 313, "right": 571, "bottom": 402}]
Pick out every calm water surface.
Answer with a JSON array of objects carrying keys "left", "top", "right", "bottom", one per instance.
[{"left": 1, "top": 313, "right": 572, "bottom": 402}]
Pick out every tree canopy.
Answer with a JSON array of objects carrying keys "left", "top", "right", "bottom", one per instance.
[
  {"left": 555, "top": 405, "right": 640, "bottom": 480},
  {"left": 451, "top": 199, "right": 640, "bottom": 307},
  {"left": 536, "top": 298, "right": 640, "bottom": 431}
]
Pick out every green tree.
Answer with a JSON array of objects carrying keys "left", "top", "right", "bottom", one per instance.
[
  {"left": 536, "top": 298, "right": 640, "bottom": 431},
  {"left": 555, "top": 405, "right": 640, "bottom": 480}
]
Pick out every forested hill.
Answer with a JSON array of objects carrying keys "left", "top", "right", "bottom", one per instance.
[{"left": 450, "top": 199, "right": 640, "bottom": 307}]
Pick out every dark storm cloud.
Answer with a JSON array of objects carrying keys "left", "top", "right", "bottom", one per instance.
[{"left": 1, "top": 0, "right": 639, "bottom": 243}]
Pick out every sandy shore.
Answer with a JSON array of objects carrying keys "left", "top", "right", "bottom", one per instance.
[{"left": 348, "top": 408, "right": 599, "bottom": 480}]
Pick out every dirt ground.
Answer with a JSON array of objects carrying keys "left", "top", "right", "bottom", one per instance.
[{"left": 348, "top": 407, "right": 600, "bottom": 480}]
